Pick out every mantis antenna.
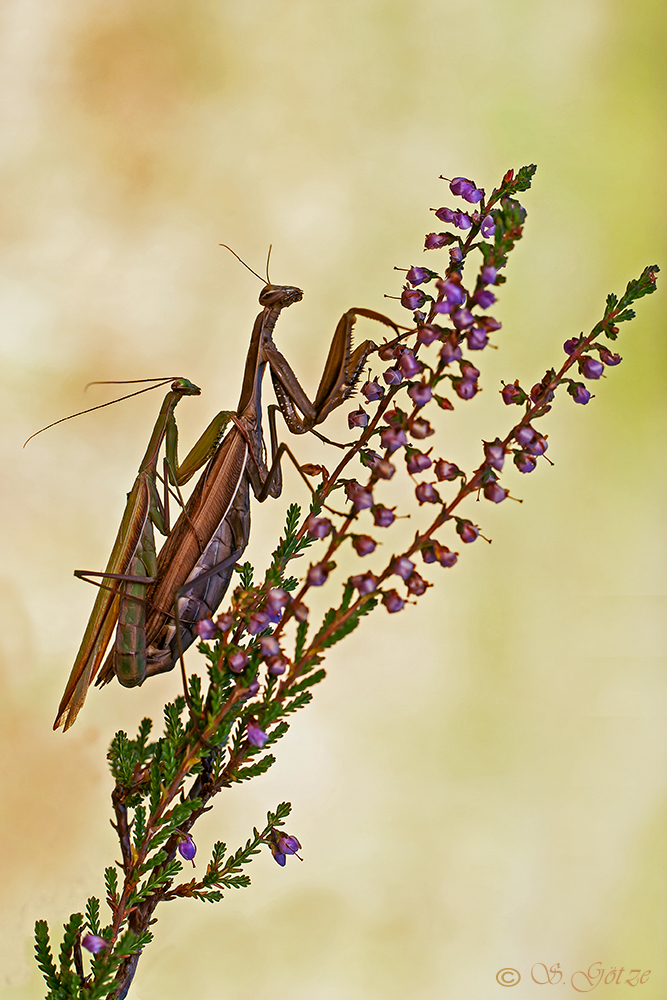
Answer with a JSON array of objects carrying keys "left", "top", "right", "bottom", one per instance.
[
  {"left": 23, "top": 378, "right": 179, "bottom": 447},
  {"left": 218, "top": 243, "right": 271, "bottom": 285}
]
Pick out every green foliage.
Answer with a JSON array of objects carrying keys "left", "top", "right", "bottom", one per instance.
[
  {"left": 506, "top": 163, "right": 537, "bottom": 195},
  {"left": 236, "top": 561, "right": 254, "bottom": 588},
  {"left": 288, "top": 668, "right": 326, "bottom": 696},
  {"left": 234, "top": 754, "right": 276, "bottom": 781},
  {"left": 85, "top": 898, "right": 101, "bottom": 937},
  {"left": 129, "top": 860, "right": 182, "bottom": 908},
  {"left": 294, "top": 618, "right": 309, "bottom": 661},
  {"left": 132, "top": 805, "right": 146, "bottom": 849},
  {"left": 58, "top": 913, "right": 84, "bottom": 974},
  {"left": 107, "top": 732, "right": 134, "bottom": 788},
  {"left": 34, "top": 921, "right": 58, "bottom": 992},
  {"left": 103, "top": 868, "right": 118, "bottom": 910}
]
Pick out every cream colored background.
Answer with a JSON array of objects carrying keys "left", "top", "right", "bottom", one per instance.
[{"left": 1, "top": 1, "right": 665, "bottom": 997}]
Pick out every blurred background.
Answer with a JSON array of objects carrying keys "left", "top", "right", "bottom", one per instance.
[{"left": 1, "top": 1, "right": 665, "bottom": 997}]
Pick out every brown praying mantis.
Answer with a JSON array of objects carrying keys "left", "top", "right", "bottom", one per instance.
[{"left": 54, "top": 267, "right": 399, "bottom": 731}]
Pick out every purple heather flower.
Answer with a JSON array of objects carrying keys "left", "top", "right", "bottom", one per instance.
[
  {"left": 178, "top": 834, "right": 197, "bottom": 863},
  {"left": 563, "top": 337, "right": 581, "bottom": 356},
  {"left": 247, "top": 720, "right": 268, "bottom": 748},
  {"left": 473, "top": 289, "right": 496, "bottom": 309},
  {"left": 270, "top": 846, "right": 286, "bottom": 866},
  {"left": 452, "top": 308, "right": 474, "bottom": 330},
  {"left": 461, "top": 361, "right": 482, "bottom": 382},
  {"left": 246, "top": 679, "right": 260, "bottom": 697},
  {"left": 267, "top": 655, "right": 287, "bottom": 676},
  {"left": 401, "top": 286, "right": 426, "bottom": 311},
  {"left": 450, "top": 246, "right": 464, "bottom": 263},
  {"left": 383, "top": 367, "right": 403, "bottom": 386},
  {"left": 266, "top": 588, "right": 289, "bottom": 614},
  {"left": 398, "top": 350, "right": 423, "bottom": 378},
  {"left": 439, "top": 338, "right": 463, "bottom": 365},
  {"left": 277, "top": 834, "right": 301, "bottom": 855},
  {"left": 374, "top": 458, "right": 396, "bottom": 480},
  {"left": 501, "top": 381, "right": 524, "bottom": 405},
  {"left": 380, "top": 426, "right": 408, "bottom": 453},
  {"left": 353, "top": 534, "right": 377, "bottom": 556},
  {"left": 433, "top": 299, "right": 453, "bottom": 316},
  {"left": 196, "top": 618, "right": 218, "bottom": 640},
  {"left": 526, "top": 434, "right": 548, "bottom": 456},
  {"left": 425, "top": 232, "right": 455, "bottom": 250},
  {"left": 422, "top": 541, "right": 458, "bottom": 568},
  {"left": 453, "top": 211, "right": 472, "bottom": 230},
  {"left": 466, "top": 327, "right": 489, "bottom": 350},
  {"left": 229, "top": 650, "right": 248, "bottom": 673},
  {"left": 409, "top": 417, "right": 434, "bottom": 439},
  {"left": 457, "top": 520, "right": 479, "bottom": 543},
  {"left": 248, "top": 610, "right": 271, "bottom": 635},
  {"left": 530, "top": 379, "right": 555, "bottom": 404},
  {"left": 81, "top": 934, "right": 109, "bottom": 954},
  {"left": 406, "top": 451, "right": 432, "bottom": 475},
  {"left": 435, "top": 206, "right": 456, "bottom": 224},
  {"left": 306, "top": 515, "right": 332, "bottom": 539},
  {"left": 373, "top": 505, "right": 396, "bottom": 528},
  {"left": 307, "top": 563, "right": 330, "bottom": 587},
  {"left": 580, "top": 356, "right": 604, "bottom": 380},
  {"left": 346, "top": 481, "right": 374, "bottom": 510},
  {"left": 361, "top": 379, "right": 384, "bottom": 402},
  {"left": 437, "top": 278, "right": 466, "bottom": 306},
  {"left": 408, "top": 382, "right": 433, "bottom": 407},
  {"left": 434, "top": 459, "right": 460, "bottom": 481},
  {"left": 415, "top": 482, "right": 441, "bottom": 504},
  {"left": 598, "top": 346, "right": 622, "bottom": 366},
  {"left": 454, "top": 378, "right": 477, "bottom": 400},
  {"left": 417, "top": 324, "right": 441, "bottom": 346},
  {"left": 421, "top": 541, "right": 438, "bottom": 563},
  {"left": 568, "top": 382, "right": 592, "bottom": 405},
  {"left": 478, "top": 314, "right": 502, "bottom": 332},
  {"left": 480, "top": 215, "right": 496, "bottom": 238},
  {"left": 215, "top": 611, "right": 234, "bottom": 632},
  {"left": 514, "top": 451, "right": 537, "bottom": 473},
  {"left": 484, "top": 480, "right": 508, "bottom": 503},
  {"left": 260, "top": 635, "right": 280, "bottom": 658},
  {"left": 348, "top": 408, "right": 368, "bottom": 430},
  {"left": 449, "top": 176, "right": 484, "bottom": 203},
  {"left": 406, "top": 572, "right": 428, "bottom": 596},
  {"left": 383, "top": 589, "right": 406, "bottom": 613},
  {"left": 406, "top": 265, "right": 432, "bottom": 285},
  {"left": 293, "top": 602, "right": 309, "bottom": 622},
  {"left": 480, "top": 265, "right": 497, "bottom": 285},
  {"left": 484, "top": 440, "right": 505, "bottom": 471},
  {"left": 436, "top": 545, "right": 458, "bottom": 568},
  {"left": 514, "top": 424, "right": 535, "bottom": 446},
  {"left": 351, "top": 572, "right": 377, "bottom": 595},
  {"left": 392, "top": 556, "right": 415, "bottom": 580}
]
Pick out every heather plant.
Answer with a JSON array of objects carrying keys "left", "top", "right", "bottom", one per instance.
[{"left": 34, "top": 165, "right": 658, "bottom": 998}]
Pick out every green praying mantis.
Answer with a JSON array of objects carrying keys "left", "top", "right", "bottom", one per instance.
[{"left": 52, "top": 266, "right": 399, "bottom": 731}]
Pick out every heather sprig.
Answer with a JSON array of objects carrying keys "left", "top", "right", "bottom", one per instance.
[{"left": 35, "top": 164, "right": 658, "bottom": 999}]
